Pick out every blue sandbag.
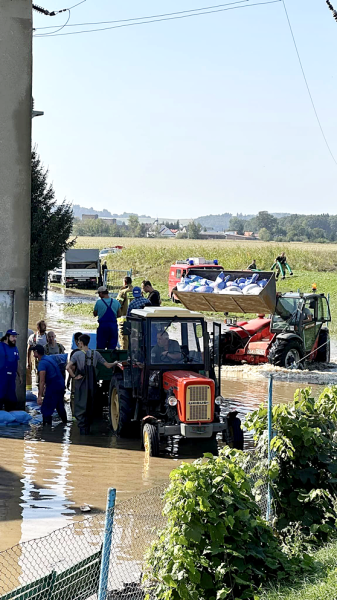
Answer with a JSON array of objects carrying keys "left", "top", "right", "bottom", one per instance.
[
  {"left": 10, "top": 411, "right": 33, "bottom": 424},
  {"left": 30, "top": 414, "right": 43, "bottom": 425},
  {"left": 0, "top": 411, "right": 16, "bottom": 426},
  {"left": 26, "top": 391, "right": 37, "bottom": 402}
]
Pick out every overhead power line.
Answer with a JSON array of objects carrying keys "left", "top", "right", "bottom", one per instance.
[
  {"left": 326, "top": 0, "right": 337, "bottom": 22},
  {"left": 32, "top": 0, "right": 86, "bottom": 17},
  {"left": 282, "top": 0, "right": 337, "bottom": 167},
  {"left": 34, "top": 0, "right": 282, "bottom": 37},
  {"left": 34, "top": 0, "right": 249, "bottom": 29}
]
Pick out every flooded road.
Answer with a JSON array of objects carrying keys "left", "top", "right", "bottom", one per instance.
[{"left": 0, "top": 289, "right": 334, "bottom": 551}]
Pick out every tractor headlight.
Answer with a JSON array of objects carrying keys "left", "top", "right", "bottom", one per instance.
[
  {"left": 215, "top": 396, "right": 224, "bottom": 406},
  {"left": 168, "top": 396, "right": 178, "bottom": 407}
]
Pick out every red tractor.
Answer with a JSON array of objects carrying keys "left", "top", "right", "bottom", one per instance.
[
  {"left": 107, "top": 306, "right": 243, "bottom": 456},
  {"left": 174, "top": 271, "right": 331, "bottom": 369}
]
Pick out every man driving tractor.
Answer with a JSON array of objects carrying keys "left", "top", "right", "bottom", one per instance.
[{"left": 151, "top": 331, "right": 182, "bottom": 363}]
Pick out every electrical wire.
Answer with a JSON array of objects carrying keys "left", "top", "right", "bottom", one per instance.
[
  {"left": 38, "top": 10, "right": 71, "bottom": 35},
  {"left": 34, "top": 0, "right": 282, "bottom": 37},
  {"left": 69, "top": 0, "right": 87, "bottom": 8},
  {"left": 34, "top": 0, "right": 249, "bottom": 29},
  {"left": 32, "top": 0, "right": 86, "bottom": 16},
  {"left": 326, "top": 0, "right": 337, "bottom": 22},
  {"left": 282, "top": 0, "right": 337, "bottom": 167}
]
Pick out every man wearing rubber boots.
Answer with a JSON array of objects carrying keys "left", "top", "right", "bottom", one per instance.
[
  {"left": 66, "top": 334, "right": 117, "bottom": 434},
  {"left": 33, "top": 345, "right": 67, "bottom": 426},
  {"left": 94, "top": 286, "right": 121, "bottom": 350},
  {"left": 0, "top": 330, "right": 22, "bottom": 411}
]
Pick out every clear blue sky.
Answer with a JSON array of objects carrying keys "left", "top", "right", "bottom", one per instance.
[{"left": 32, "top": 1, "right": 337, "bottom": 219}]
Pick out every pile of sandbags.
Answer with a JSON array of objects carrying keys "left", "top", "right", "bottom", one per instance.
[{"left": 176, "top": 272, "right": 268, "bottom": 295}]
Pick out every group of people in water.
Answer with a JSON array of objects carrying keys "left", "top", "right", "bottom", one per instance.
[{"left": 0, "top": 275, "right": 162, "bottom": 435}]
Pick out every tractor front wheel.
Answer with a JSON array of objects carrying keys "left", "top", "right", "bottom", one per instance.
[
  {"left": 108, "top": 376, "right": 134, "bottom": 436},
  {"left": 143, "top": 423, "right": 160, "bottom": 457},
  {"left": 268, "top": 338, "right": 303, "bottom": 369}
]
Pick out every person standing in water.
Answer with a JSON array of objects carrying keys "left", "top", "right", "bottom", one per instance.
[
  {"left": 66, "top": 334, "right": 117, "bottom": 434},
  {"left": 94, "top": 286, "right": 121, "bottom": 350},
  {"left": 0, "top": 330, "right": 22, "bottom": 411},
  {"left": 33, "top": 344, "right": 67, "bottom": 426}
]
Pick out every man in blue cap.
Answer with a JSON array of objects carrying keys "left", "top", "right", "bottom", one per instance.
[
  {"left": 0, "top": 330, "right": 22, "bottom": 411},
  {"left": 93, "top": 286, "right": 121, "bottom": 350},
  {"left": 127, "top": 287, "right": 151, "bottom": 316},
  {"left": 33, "top": 344, "right": 67, "bottom": 425}
]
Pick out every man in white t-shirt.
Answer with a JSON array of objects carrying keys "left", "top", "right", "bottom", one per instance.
[{"left": 27, "top": 320, "right": 47, "bottom": 374}]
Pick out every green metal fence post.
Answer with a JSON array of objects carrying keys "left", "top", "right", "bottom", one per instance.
[
  {"left": 266, "top": 375, "right": 273, "bottom": 522},
  {"left": 98, "top": 488, "right": 116, "bottom": 600}
]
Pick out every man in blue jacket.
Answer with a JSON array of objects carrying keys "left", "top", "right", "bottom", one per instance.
[
  {"left": 33, "top": 344, "right": 67, "bottom": 425},
  {"left": 0, "top": 329, "right": 22, "bottom": 411}
]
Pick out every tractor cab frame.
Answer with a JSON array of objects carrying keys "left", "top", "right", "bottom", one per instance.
[{"left": 108, "top": 307, "right": 230, "bottom": 455}]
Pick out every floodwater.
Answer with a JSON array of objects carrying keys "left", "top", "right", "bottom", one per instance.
[{"left": 0, "top": 289, "right": 335, "bottom": 551}]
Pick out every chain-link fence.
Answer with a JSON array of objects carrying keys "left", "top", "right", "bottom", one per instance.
[
  {"left": 0, "top": 483, "right": 167, "bottom": 600},
  {"left": 0, "top": 456, "right": 269, "bottom": 600},
  {"left": 104, "top": 270, "right": 132, "bottom": 297}
]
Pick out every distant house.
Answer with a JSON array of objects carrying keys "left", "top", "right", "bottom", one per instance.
[
  {"left": 159, "top": 226, "right": 176, "bottom": 238},
  {"left": 101, "top": 218, "right": 117, "bottom": 225},
  {"left": 199, "top": 231, "right": 258, "bottom": 241},
  {"left": 200, "top": 231, "right": 228, "bottom": 240},
  {"left": 224, "top": 231, "right": 258, "bottom": 241},
  {"left": 82, "top": 214, "right": 98, "bottom": 221}
]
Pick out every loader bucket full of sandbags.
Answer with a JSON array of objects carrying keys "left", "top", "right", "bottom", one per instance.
[{"left": 174, "top": 270, "right": 276, "bottom": 314}]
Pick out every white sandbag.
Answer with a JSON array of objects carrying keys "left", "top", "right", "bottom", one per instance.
[
  {"left": 194, "top": 285, "right": 214, "bottom": 293},
  {"left": 245, "top": 284, "right": 262, "bottom": 295},
  {"left": 242, "top": 284, "right": 262, "bottom": 295},
  {"left": 220, "top": 286, "right": 243, "bottom": 294}
]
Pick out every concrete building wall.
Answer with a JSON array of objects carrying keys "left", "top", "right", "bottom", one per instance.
[
  {"left": 82, "top": 214, "right": 98, "bottom": 221},
  {"left": 0, "top": 1, "right": 32, "bottom": 404},
  {"left": 101, "top": 218, "right": 116, "bottom": 225}
]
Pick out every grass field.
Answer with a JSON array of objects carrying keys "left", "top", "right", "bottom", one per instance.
[
  {"left": 260, "top": 540, "right": 337, "bottom": 600},
  {"left": 74, "top": 238, "right": 337, "bottom": 334}
]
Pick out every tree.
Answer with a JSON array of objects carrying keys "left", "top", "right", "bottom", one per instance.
[
  {"left": 30, "top": 149, "right": 74, "bottom": 296},
  {"left": 127, "top": 214, "right": 140, "bottom": 237},
  {"left": 228, "top": 216, "right": 245, "bottom": 235},
  {"left": 259, "top": 227, "right": 271, "bottom": 241},
  {"left": 188, "top": 221, "right": 202, "bottom": 239},
  {"left": 255, "top": 211, "right": 277, "bottom": 234}
]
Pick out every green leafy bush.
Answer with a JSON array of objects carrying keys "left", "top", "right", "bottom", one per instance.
[
  {"left": 144, "top": 449, "right": 294, "bottom": 600},
  {"left": 245, "top": 387, "right": 337, "bottom": 542}
]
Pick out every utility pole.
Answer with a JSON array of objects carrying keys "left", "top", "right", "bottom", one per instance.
[{"left": 0, "top": 1, "right": 32, "bottom": 407}]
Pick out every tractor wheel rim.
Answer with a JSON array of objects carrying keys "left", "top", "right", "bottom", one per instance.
[
  {"left": 285, "top": 349, "right": 300, "bottom": 368},
  {"left": 144, "top": 430, "right": 150, "bottom": 454},
  {"left": 111, "top": 389, "right": 119, "bottom": 431}
]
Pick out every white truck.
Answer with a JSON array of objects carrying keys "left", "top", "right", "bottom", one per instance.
[{"left": 62, "top": 249, "right": 101, "bottom": 288}]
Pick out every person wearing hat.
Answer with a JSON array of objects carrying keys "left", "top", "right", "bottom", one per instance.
[
  {"left": 33, "top": 344, "right": 67, "bottom": 425},
  {"left": 127, "top": 287, "right": 151, "bottom": 316},
  {"left": 0, "top": 330, "right": 22, "bottom": 411},
  {"left": 93, "top": 286, "right": 121, "bottom": 350}
]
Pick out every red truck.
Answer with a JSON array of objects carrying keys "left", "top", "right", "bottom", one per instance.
[{"left": 169, "top": 258, "right": 223, "bottom": 302}]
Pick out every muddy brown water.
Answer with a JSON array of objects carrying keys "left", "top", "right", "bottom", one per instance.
[{"left": 0, "top": 289, "right": 335, "bottom": 551}]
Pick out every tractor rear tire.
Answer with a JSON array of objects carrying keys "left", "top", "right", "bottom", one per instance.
[
  {"left": 268, "top": 338, "right": 304, "bottom": 369},
  {"left": 108, "top": 376, "right": 134, "bottom": 436},
  {"left": 143, "top": 423, "right": 160, "bottom": 457},
  {"left": 316, "top": 329, "right": 330, "bottom": 363}
]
